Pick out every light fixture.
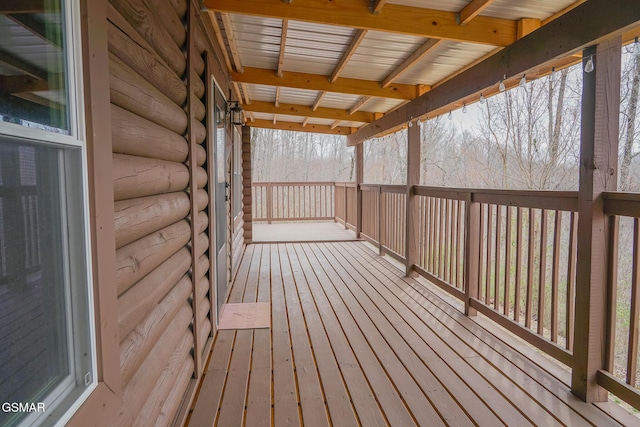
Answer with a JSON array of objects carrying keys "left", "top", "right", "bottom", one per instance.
[
  {"left": 584, "top": 55, "right": 594, "bottom": 73},
  {"left": 635, "top": 36, "right": 640, "bottom": 55},
  {"left": 462, "top": 103, "right": 467, "bottom": 113},
  {"left": 551, "top": 66, "right": 556, "bottom": 77},
  {"left": 519, "top": 74, "right": 526, "bottom": 87},
  {"left": 479, "top": 93, "right": 485, "bottom": 104},
  {"left": 448, "top": 111, "right": 452, "bottom": 120},
  {"left": 408, "top": 120, "right": 413, "bottom": 128},
  {"left": 499, "top": 74, "right": 506, "bottom": 92},
  {"left": 228, "top": 100, "right": 244, "bottom": 125}
]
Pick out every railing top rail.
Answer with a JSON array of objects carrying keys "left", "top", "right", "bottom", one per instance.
[
  {"left": 414, "top": 185, "right": 579, "bottom": 211},
  {"left": 252, "top": 181, "right": 336, "bottom": 186},
  {"left": 603, "top": 191, "right": 640, "bottom": 217},
  {"left": 335, "top": 181, "right": 357, "bottom": 188},
  {"left": 379, "top": 184, "right": 407, "bottom": 194}
]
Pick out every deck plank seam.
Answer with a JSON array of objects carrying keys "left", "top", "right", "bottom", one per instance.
[
  {"left": 343, "top": 241, "right": 608, "bottom": 427},
  {"left": 302, "top": 242, "right": 423, "bottom": 426}
]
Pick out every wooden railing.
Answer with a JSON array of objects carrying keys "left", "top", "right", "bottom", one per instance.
[
  {"left": 252, "top": 182, "right": 335, "bottom": 222},
  {"left": 361, "top": 184, "right": 579, "bottom": 369},
  {"left": 598, "top": 192, "right": 640, "bottom": 409},
  {"left": 335, "top": 182, "right": 357, "bottom": 230}
]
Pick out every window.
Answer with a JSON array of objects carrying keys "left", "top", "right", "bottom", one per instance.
[{"left": 0, "top": 1, "right": 95, "bottom": 426}]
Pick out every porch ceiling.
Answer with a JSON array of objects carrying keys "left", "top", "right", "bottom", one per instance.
[{"left": 204, "top": 0, "right": 640, "bottom": 138}]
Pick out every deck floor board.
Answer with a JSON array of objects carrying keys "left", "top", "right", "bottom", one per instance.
[{"left": 188, "top": 241, "right": 636, "bottom": 427}]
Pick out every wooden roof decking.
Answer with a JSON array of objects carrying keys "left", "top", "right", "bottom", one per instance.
[{"left": 188, "top": 240, "right": 638, "bottom": 426}]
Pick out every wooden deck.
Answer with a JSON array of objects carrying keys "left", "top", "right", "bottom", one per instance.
[
  {"left": 252, "top": 222, "right": 357, "bottom": 242},
  {"left": 187, "top": 241, "right": 638, "bottom": 427}
]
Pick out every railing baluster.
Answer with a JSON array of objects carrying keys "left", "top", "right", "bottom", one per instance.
[
  {"left": 551, "top": 210, "right": 562, "bottom": 343},
  {"left": 479, "top": 203, "right": 486, "bottom": 304},
  {"left": 526, "top": 208, "right": 535, "bottom": 329},
  {"left": 567, "top": 212, "right": 577, "bottom": 351},
  {"left": 515, "top": 207, "right": 523, "bottom": 323},
  {"left": 504, "top": 206, "right": 512, "bottom": 316},
  {"left": 495, "top": 205, "right": 502, "bottom": 311},
  {"left": 485, "top": 204, "right": 493, "bottom": 304},
  {"left": 538, "top": 209, "right": 548, "bottom": 336}
]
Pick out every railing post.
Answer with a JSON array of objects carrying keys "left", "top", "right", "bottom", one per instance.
[
  {"left": 405, "top": 122, "right": 420, "bottom": 277},
  {"left": 464, "top": 194, "right": 480, "bottom": 316},
  {"left": 266, "top": 184, "right": 273, "bottom": 224},
  {"left": 356, "top": 144, "right": 363, "bottom": 238},
  {"left": 378, "top": 186, "right": 383, "bottom": 254},
  {"left": 572, "top": 39, "right": 621, "bottom": 402}
]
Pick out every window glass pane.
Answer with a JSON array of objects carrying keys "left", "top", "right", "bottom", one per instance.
[
  {"left": 0, "top": 137, "right": 91, "bottom": 427},
  {"left": 0, "top": 0, "right": 69, "bottom": 134}
]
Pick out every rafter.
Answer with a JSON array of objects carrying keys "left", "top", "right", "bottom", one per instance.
[
  {"left": 232, "top": 67, "right": 418, "bottom": 100},
  {"left": 0, "top": 49, "right": 47, "bottom": 80},
  {"left": 14, "top": 92, "right": 64, "bottom": 110},
  {"left": 232, "top": 81, "right": 243, "bottom": 105},
  {"left": 302, "top": 117, "right": 310, "bottom": 127},
  {"left": 457, "top": 0, "right": 495, "bottom": 25},
  {"left": 371, "top": 0, "right": 388, "bottom": 15},
  {"left": 330, "top": 120, "right": 342, "bottom": 130},
  {"left": 208, "top": 11, "right": 233, "bottom": 73},
  {"left": 250, "top": 119, "right": 353, "bottom": 135},
  {"left": 312, "top": 91, "right": 326, "bottom": 111},
  {"left": 220, "top": 12, "right": 244, "bottom": 72},
  {"left": 241, "top": 82, "right": 251, "bottom": 104},
  {"left": 204, "top": 0, "right": 517, "bottom": 46},
  {"left": 277, "top": 19, "right": 288, "bottom": 77},
  {"left": 381, "top": 39, "right": 442, "bottom": 88},
  {"left": 330, "top": 29, "right": 367, "bottom": 83},
  {"left": 349, "top": 96, "right": 372, "bottom": 115},
  {"left": 243, "top": 100, "right": 374, "bottom": 122},
  {"left": 7, "top": 14, "right": 62, "bottom": 48},
  {"left": 275, "top": 86, "right": 281, "bottom": 107},
  {"left": 0, "top": 1, "right": 45, "bottom": 14},
  {"left": 273, "top": 114, "right": 277, "bottom": 124}
]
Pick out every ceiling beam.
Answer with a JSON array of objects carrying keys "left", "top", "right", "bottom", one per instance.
[
  {"left": 220, "top": 13, "right": 244, "bottom": 72},
  {"left": 204, "top": 0, "right": 517, "bottom": 46},
  {"left": 250, "top": 119, "right": 353, "bottom": 135},
  {"left": 330, "top": 29, "right": 367, "bottom": 83},
  {"left": 0, "top": 1, "right": 45, "bottom": 14},
  {"left": 457, "top": 0, "right": 495, "bottom": 26},
  {"left": 348, "top": 0, "right": 640, "bottom": 145},
  {"left": 233, "top": 67, "right": 418, "bottom": 100},
  {"left": 244, "top": 100, "right": 374, "bottom": 122},
  {"left": 277, "top": 19, "right": 288, "bottom": 77},
  {"left": 0, "top": 49, "right": 48, "bottom": 80},
  {"left": 381, "top": 39, "right": 442, "bottom": 88}
]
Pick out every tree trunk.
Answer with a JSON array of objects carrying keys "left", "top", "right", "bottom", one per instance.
[{"left": 620, "top": 48, "right": 640, "bottom": 191}]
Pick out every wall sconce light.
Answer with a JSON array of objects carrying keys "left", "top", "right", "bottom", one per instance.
[{"left": 228, "top": 100, "right": 243, "bottom": 125}]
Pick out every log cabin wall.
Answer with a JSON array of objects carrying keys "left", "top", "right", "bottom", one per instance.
[{"left": 103, "top": 0, "right": 232, "bottom": 424}]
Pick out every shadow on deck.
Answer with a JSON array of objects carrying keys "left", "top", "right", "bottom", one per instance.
[{"left": 187, "top": 241, "right": 639, "bottom": 426}]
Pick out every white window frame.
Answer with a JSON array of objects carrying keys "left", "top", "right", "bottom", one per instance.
[{"left": 0, "top": 0, "right": 97, "bottom": 426}]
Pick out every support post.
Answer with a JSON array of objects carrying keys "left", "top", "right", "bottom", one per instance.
[
  {"left": 355, "top": 143, "right": 363, "bottom": 238},
  {"left": 572, "top": 38, "right": 622, "bottom": 402},
  {"left": 405, "top": 122, "right": 420, "bottom": 277},
  {"left": 343, "top": 182, "right": 348, "bottom": 229}
]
